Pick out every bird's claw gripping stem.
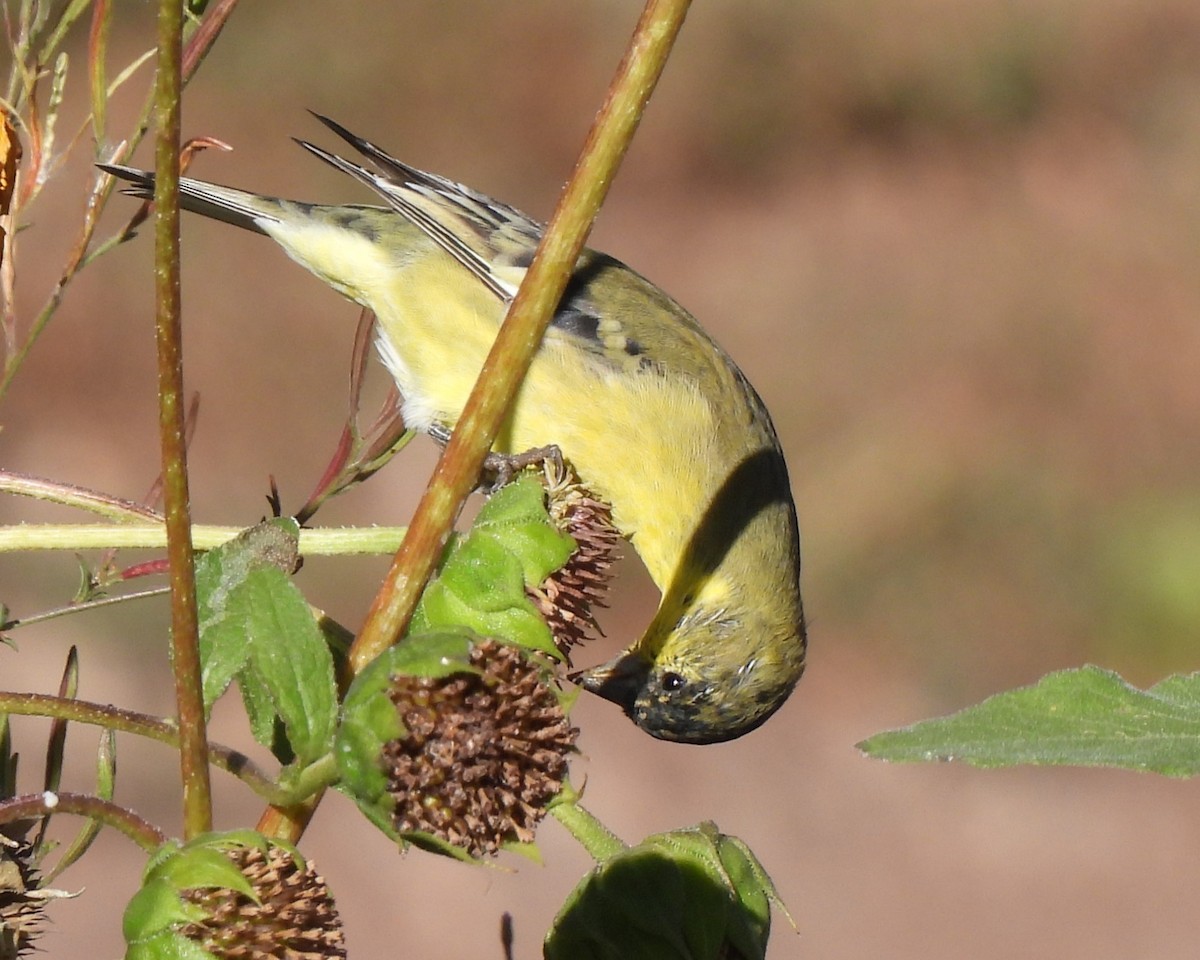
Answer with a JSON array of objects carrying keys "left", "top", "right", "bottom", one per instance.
[{"left": 428, "top": 424, "right": 563, "bottom": 493}]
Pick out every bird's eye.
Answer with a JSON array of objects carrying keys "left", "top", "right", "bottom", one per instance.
[{"left": 662, "top": 672, "right": 686, "bottom": 692}]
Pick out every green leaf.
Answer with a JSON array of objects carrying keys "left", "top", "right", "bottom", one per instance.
[
  {"left": 858, "top": 666, "right": 1200, "bottom": 776},
  {"left": 412, "top": 537, "right": 559, "bottom": 656},
  {"left": 196, "top": 519, "right": 300, "bottom": 709},
  {"left": 471, "top": 475, "right": 576, "bottom": 585},
  {"left": 194, "top": 520, "right": 335, "bottom": 764},
  {"left": 236, "top": 661, "right": 283, "bottom": 758},
  {"left": 239, "top": 566, "right": 337, "bottom": 765},
  {"left": 123, "top": 877, "right": 203, "bottom": 943},
  {"left": 124, "top": 928, "right": 217, "bottom": 960},
  {"left": 400, "top": 828, "right": 487, "bottom": 864},
  {"left": 546, "top": 823, "right": 781, "bottom": 960},
  {"left": 45, "top": 729, "right": 114, "bottom": 881},
  {"left": 409, "top": 477, "right": 574, "bottom": 659},
  {"left": 152, "top": 848, "right": 257, "bottom": 901},
  {"left": 88, "top": 0, "right": 112, "bottom": 139},
  {"left": 713, "top": 832, "right": 793, "bottom": 937}
]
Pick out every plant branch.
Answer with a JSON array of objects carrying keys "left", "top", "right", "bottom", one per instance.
[
  {"left": 0, "top": 469, "right": 164, "bottom": 521},
  {"left": 0, "top": 692, "right": 291, "bottom": 804},
  {"left": 0, "top": 792, "right": 167, "bottom": 852},
  {"left": 0, "top": 523, "right": 408, "bottom": 554},
  {"left": 154, "top": 0, "right": 211, "bottom": 840},
  {"left": 550, "top": 791, "right": 627, "bottom": 862}
]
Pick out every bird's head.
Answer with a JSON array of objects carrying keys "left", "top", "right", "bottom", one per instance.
[{"left": 573, "top": 597, "right": 806, "bottom": 744}]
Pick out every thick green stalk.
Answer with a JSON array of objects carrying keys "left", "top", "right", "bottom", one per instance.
[
  {"left": 551, "top": 796, "right": 627, "bottom": 862},
  {"left": 0, "top": 523, "right": 407, "bottom": 554}
]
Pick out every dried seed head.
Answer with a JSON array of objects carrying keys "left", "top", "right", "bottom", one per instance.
[
  {"left": 0, "top": 833, "right": 43, "bottom": 960},
  {"left": 178, "top": 844, "right": 346, "bottom": 959},
  {"left": 384, "top": 639, "right": 577, "bottom": 858},
  {"left": 528, "top": 462, "right": 621, "bottom": 658}
]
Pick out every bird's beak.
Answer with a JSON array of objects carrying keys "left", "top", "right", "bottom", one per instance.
[{"left": 570, "top": 651, "right": 650, "bottom": 715}]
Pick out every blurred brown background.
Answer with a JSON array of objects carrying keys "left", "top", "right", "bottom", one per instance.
[{"left": 5, "top": 0, "right": 1200, "bottom": 956}]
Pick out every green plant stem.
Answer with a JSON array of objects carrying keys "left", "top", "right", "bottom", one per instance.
[
  {"left": 0, "top": 523, "right": 408, "bottom": 554},
  {"left": 155, "top": 0, "right": 212, "bottom": 840},
  {"left": 348, "top": 0, "right": 694, "bottom": 675},
  {"left": 0, "top": 792, "right": 167, "bottom": 851},
  {"left": 285, "top": 754, "right": 341, "bottom": 801},
  {"left": 2, "top": 588, "right": 171, "bottom": 631},
  {"left": 550, "top": 798, "right": 627, "bottom": 862},
  {"left": 0, "top": 468, "right": 165, "bottom": 520},
  {"left": 0, "top": 692, "right": 292, "bottom": 805}
]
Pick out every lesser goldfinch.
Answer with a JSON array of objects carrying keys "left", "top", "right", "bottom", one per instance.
[{"left": 100, "top": 116, "right": 807, "bottom": 744}]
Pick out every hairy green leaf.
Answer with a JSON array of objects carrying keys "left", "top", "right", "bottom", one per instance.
[
  {"left": 859, "top": 666, "right": 1200, "bottom": 776},
  {"left": 409, "top": 476, "right": 573, "bottom": 658}
]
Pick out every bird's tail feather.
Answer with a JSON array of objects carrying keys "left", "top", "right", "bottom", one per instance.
[{"left": 97, "top": 163, "right": 278, "bottom": 236}]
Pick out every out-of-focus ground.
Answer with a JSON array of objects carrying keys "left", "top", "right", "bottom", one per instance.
[{"left": 4, "top": 1, "right": 1200, "bottom": 956}]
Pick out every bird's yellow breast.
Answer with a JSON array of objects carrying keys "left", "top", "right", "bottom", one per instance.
[{"left": 375, "top": 258, "right": 720, "bottom": 589}]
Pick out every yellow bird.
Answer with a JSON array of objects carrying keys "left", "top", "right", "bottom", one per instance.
[{"left": 100, "top": 116, "right": 807, "bottom": 743}]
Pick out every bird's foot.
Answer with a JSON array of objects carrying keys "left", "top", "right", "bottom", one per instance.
[
  {"left": 481, "top": 444, "right": 563, "bottom": 492},
  {"left": 428, "top": 424, "right": 563, "bottom": 493}
]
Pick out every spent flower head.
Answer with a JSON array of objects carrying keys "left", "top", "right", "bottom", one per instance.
[
  {"left": 0, "top": 831, "right": 43, "bottom": 960},
  {"left": 385, "top": 638, "right": 577, "bottom": 858},
  {"left": 529, "top": 460, "right": 621, "bottom": 658},
  {"left": 124, "top": 832, "right": 345, "bottom": 960},
  {"left": 336, "top": 633, "right": 577, "bottom": 861}
]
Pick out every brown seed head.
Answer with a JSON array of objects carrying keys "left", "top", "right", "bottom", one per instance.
[
  {"left": 178, "top": 844, "right": 346, "bottom": 959},
  {"left": 528, "top": 462, "right": 621, "bottom": 658},
  {"left": 0, "top": 833, "right": 43, "bottom": 960},
  {"left": 384, "top": 640, "right": 577, "bottom": 858}
]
